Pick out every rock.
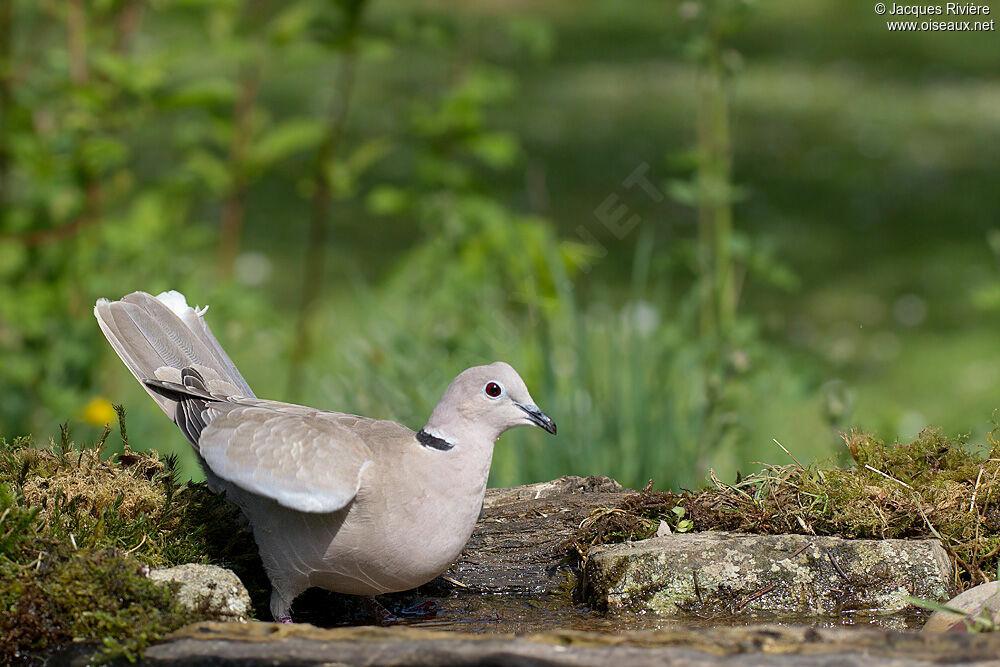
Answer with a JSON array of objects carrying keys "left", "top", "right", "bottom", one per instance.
[
  {"left": 923, "top": 581, "right": 1000, "bottom": 633},
  {"left": 584, "top": 532, "right": 953, "bottom": 617},
  {"left": 447, "top": 475, "right": 628, "bottom": 596},
  {"left": 144, "top": 621, "right": 1000, "bottom": 666},
  {"left": 483, "top": 475, "right": 623, "bottom": 509},
  {"left": 149, "top": 564, "right": 251, "bottom": 622}
]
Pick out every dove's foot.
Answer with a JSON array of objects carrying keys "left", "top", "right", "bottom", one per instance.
[
  {"left": 364, "top": 596, "right": 401, "bottom": 625},
  {"left": 277, "top": 615, "right": 293, "bottom": 624},
  {"left": 399, "top": 600, "right": 438, "bottom": 619}
]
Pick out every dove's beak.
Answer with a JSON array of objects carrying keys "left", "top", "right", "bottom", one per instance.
[{"left": 517, "top": 403, "right": 557, "bottom": 435}]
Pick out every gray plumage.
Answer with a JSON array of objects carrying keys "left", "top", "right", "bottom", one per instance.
[{"left": 94, "top": 290, "right": 556, "bottom": 621}]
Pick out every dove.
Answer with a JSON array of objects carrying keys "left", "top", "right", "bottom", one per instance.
[{"left": 94, "top": 290, "right": 556, "bottom": 622}]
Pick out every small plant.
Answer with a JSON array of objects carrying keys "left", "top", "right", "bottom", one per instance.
[{"left": 901, "top": 595, "right": 998, "bottom": 633}]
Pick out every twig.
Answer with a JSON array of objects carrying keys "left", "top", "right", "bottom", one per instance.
[
  {"left": 126, "top": 533, "right": 147, "bottom": 555},
  {"left": 737, "top": 582, "right": 778, "bottom": 610},
  {"left": 864, "top": 464, "right": 914, "bottom": 490},
  {"left": 709, "top": 468, "right": 753, "bottom": 501},
  {"left": 978, "top": 543, "right": 1000, "bottom": 562},
  {"left": 578, "top": 507, "right": 630, "bottom": 531},
  {"left": 790, "top": 542, "right": 812, "bottom": 558},
  {"left": 772, "top": 438, "right": 804, "bottom": 469},
  {"left": 827, "top": 551, "right": 851, "bottom": 582},
  {"left": 970, "top": 466, "right": 985, "bottom": 513},
  {"left": 911, "top": 493, "right": 944, "bottom": 541},
  {"left": 218, "top": 65, "right": 260, "bottom": 277}
]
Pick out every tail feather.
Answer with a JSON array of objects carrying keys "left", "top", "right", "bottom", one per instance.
[
  {"left": 94, "top": 291, "right": 255, "bottom": 420},
  {"left": 147, "top": 291, "right": 252, "bottom": 397}
]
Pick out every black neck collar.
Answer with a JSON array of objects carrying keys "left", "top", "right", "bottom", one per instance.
[{"left": 417, "top": 428, "right": 455, "bottom": 451}]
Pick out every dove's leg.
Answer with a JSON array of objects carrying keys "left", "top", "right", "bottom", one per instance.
[
  {"left": 363, "top": 596, "right": 400, "bottom": 624},
  {"left": 400, "top": 600, "right": 438, "bottom": 618},
  {"left": 270, "top": 584, "right": 307, "bottom": 624}
]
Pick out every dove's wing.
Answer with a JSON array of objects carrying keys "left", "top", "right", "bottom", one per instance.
[{"left": 197, "top": 401, "right": 378, "bottom": 514}]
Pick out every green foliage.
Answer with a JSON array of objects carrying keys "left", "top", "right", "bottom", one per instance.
[
  {"left": 0, "top": 430, "right": 264, "bottom": 662},
  {"left": 286, "top": 16, "right": 794, "bottom": 489},
  {"left": 7, "top": 0, "right": 995, "bottom": 494}
]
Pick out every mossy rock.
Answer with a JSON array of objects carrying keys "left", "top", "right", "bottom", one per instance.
[
  {"left": 573, "top": 427, "right": 1000, "bottom": 594},
  {"left": 0, "top": 423, "right": 268, "bottom": 663},
  {"left": 584, "top": 532, "right": 953, "bottom": 619}
]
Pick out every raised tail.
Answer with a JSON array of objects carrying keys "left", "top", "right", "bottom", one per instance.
[{"left": 94, "top": 291, "right": 255, "bottom": 419}]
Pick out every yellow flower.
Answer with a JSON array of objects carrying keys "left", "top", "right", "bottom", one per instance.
[{"left": 82, "top": 397, "right": 116, "bottom": 426}]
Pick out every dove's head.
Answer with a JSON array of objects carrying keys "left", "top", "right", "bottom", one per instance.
[{"left": 422, "top": 361, "right": 556, "bottom": 446}]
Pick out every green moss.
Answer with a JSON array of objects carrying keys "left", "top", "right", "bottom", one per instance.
[
  {"left": 0, "top": 420, "right": 268, "bottom": 663},
  {"left": 574, "top": 427, "right": 1000, "bottom": 594}
]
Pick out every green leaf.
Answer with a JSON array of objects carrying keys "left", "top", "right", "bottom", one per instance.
[
  {"left": 465, "top": 132, "right": 519, "bottom": 169},
  {"left": 503, "top": 17, "right": 554, "bottom": 61},
  {"left": 345, "top": 138, "right": 392, "bottom": 175},
  {"left": 268, "top": 2, "right": 321, "bottom": 45},
  {"left": 666, "top": 179, "right": 700, "bottom": 206},
  {"left": 180, "top": 150, "right": 231, "bottom": 194},
  {"left": 366, "top": 185, "right": 410, "bottom": 216},
  {"left": 166, "top": 79, "right": 238, "bottom": 109},
  {"left": 248, "top": 119, "right": 327, "bottom": 168},
  {"left": 80, "top": 136, "right": 129, "bottom": 174}
]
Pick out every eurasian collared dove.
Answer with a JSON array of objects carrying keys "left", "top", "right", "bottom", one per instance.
[{"left": 94, "top": 290, "right": 556, "bottom": 622}]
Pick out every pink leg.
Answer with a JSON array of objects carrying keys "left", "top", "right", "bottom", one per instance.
[
  {"left": 400, "top": 600, "right": 438, "bottom": 618},
  {"left": 363, "top": 596, "right": 400, "bottom": 625}
]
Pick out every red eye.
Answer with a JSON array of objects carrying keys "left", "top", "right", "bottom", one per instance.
[{"left": 485, "top": 382, "right": 502, "bottom": 398}]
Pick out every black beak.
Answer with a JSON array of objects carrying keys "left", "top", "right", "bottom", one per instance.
[{"left": 517, "top": 403, "right": 557, "bottom": 435}]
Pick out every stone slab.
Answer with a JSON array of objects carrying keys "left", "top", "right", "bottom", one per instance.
[
  {"left": 584, "top": 532, "right": 954, "bottom": 617},
  {"left": 143, "top": 621, "right": 1000, "bottom": 666}
]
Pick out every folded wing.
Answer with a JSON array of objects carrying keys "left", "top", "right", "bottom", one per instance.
[{"left": 197, "top": 402, "right": 375, "bottom": 514}]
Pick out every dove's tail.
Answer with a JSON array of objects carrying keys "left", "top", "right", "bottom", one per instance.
[{"left": 94, "top": 291, "right": 255, "bottom": 419}]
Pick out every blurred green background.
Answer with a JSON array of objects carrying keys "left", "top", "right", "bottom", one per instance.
[{"left": 2, "top": 0, "right": 999, "bottom": 490}]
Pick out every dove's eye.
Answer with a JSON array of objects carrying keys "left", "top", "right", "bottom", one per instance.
[{"left": 484, "top": 382, "right": 503, "bottom": 398}]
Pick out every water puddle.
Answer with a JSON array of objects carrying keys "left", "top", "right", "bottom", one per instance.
[{"left": 291, "top": 590, "right": 929, "bottom": 634}]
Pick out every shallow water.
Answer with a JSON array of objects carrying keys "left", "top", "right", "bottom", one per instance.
[
  {"left": 292, "top": 590, "right": 930, "bottom": 634},
  {"left": 402, "top": 595, "right": 930, "bottom": 634}
]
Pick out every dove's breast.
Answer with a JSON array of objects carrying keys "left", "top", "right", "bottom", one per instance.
[{"left": 306, "top": 441, "right": 491, "bottom": 595}]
